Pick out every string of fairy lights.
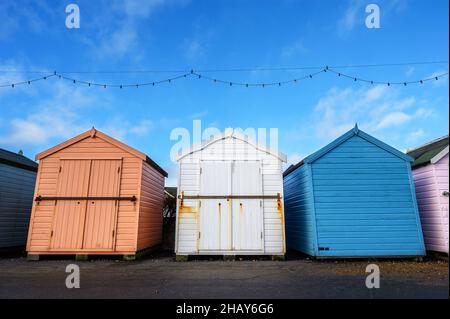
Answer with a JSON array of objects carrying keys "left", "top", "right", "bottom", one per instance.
[{"left": 0, "top": 62, "right": 448, "bottom": 89}]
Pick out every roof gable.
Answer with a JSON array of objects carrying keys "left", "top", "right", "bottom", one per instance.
[
  {"left": 431, "top": 145, "right": 449, "bottom": 164},
  {"left": 36, "top": 128, "right": 168, "bottom": 177},
  {"left": 304, "top": 125, "right": 413, "bottom": 164},
  {"left": 284, "top": 125, "right": 412, "bottom": 177},
  {"left": 36, "top": 128, "right": 147, "bottom": 161},
  {"left": 176, "top": 129, "right": 287, "bottom": 162},
  {"left": 407, "top": 135, "right": 449, "bottom": 168},
  {"left": 0, "top": 148, "right": 38, "bottom": 172}
]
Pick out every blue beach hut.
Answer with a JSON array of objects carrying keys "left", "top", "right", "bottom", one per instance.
[{"left": 283, "top": 125, "right": 425, "bottom": 257}]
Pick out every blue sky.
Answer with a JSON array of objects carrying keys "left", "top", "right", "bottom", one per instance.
[{"left": 0, "top": 0, "right": 448, "bottom": 185}]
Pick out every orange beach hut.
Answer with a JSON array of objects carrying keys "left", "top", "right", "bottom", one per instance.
[{"left": 26, "top": 128, "right": 167, "bottom": 260}]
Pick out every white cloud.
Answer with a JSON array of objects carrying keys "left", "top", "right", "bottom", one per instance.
[
  {"left": 0, "top": 79, "right": 155, "bottom": 148},
  {"left": 129, "top": 119, "right": 154, "bottom": 136},
  {"left": 337, "top": 0, "right": 409, "bottom": 36},
  {"left": 337, "top": 0, "right": 363, "bottom": 35},
  {"left": 184, "top": 39, "right": 203, "bottom": 60},
  {"left": 96, "top": 24, "right": 139, "bottom": 59},
  {"left": 426, "top": 70, "right": 449, "bottom": 87},
  {"left": 181, "top": 27, "right": 214, "bottom": 62},
  {"left": 405, "top": 67, "right": 415, "bottom": 77},
  {"left": 122, "top": 0, "right": 166, "bottom": 18},
  {"left": 406, "top": 128, "right": 425, "bottom": 144},
  {"left": 84, "top": 0, "right": 190, "bottom": 60},
  {"left": 281, "top": 39, "right": 307, "bottom": 58},
  {"left": 376, "top": 111, "right": 411, "bottom": 129},
  {"left": 0, "top": 1, "right": 54, "bottom": 40},
  {"left": 311, "top": 85, "right": 433, "bottom": 140}
]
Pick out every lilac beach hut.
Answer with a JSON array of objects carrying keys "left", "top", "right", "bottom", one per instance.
[{"left": 408, "top": 135, "right": 449, "bottom": 255}]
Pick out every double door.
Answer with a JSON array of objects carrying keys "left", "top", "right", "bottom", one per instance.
[
  {"left": 49, "top": 159, "right": 122, "bottom": 251},
  {"left": 198, "top": 161, "right": 263, "bottom": 252}
]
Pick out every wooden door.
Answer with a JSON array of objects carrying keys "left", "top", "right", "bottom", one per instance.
[
  {"left": 82, "top": 160, "right": 122, "bottom": 250},
  {"left": 50, "top": 160, "right": 91, "bottom": 250},
  {"left": 198, "top": 162, "right": 231, "bottom": 251},
  {"left": 231, "top": 162, "right": 263, "bottom": 251}
]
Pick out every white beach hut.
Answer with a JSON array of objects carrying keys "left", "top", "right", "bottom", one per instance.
[{"left": 174, "top": 129, "right": 287, "bottom": 260}]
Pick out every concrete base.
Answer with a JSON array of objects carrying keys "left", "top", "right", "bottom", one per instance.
[
  {"left": 134, "top": 245, "right": 161, "bottom": 260},
  {"left": 427, "top": 251, "right": 449, "bottom": 261},
  {"left": 123, "top": 254, "right": 136, "bottom": 261},
  {"left": 27, "top": 254, "right": 40, "bottom": 261},
  {"left": 223, "top": 255, "right": 236, "bottom": 261},
  {"left": 271, "top": 255, "right": 286, "bottom": 261},
  {"left": 75, "top": 254, "right": 89, "bottom": 261},
  {"left": 176, "top": 255, "right": 189, "bottom": 262}
]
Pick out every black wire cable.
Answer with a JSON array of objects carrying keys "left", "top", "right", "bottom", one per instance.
[
  {"left": 327, "top": 67, "right": 449, "bottom": 86},
  {"left": 191, "top": 69, "right": 327, "bottom": 87},
  {"left": 55, "top": 72, "right": 192, "bottom": 88},
  {"left": 0, "top": 73, "right": 57, "bottom": 88},
  {"left": 0, "top": 67, "right": 448, "bottom": 89}
]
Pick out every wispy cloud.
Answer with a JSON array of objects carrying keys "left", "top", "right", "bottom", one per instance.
[
  {"left": 337, "top": 0, "right": 364, "bottom": 36},
  {"left": 426, "top": 70, "right": 449, "bottom": 87},
  {"left": 311, "top": 84, "right": 433, "bottom": 141},
  {"left": 337, "top": 0, "right": 409, "bottom": 36},
  {"left": 0, "top": 1, "right": 55, "bottom": 40},
  {"left": 281, "top": 39, "right": 308, "bottom": 59},
  {"left": 181, "top": 27, "right": 214, "bottom": 62},
  {"left": 406, "top": 128, "right": 425, "bottom": 144},
  {"left": 0, "top": 78, "right": 155, "bottom": 149},
  {"left": 83, "top": 0, "right": 190, "bottom": 60}
]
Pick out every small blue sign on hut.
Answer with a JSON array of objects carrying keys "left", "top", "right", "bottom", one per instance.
[{"left": 283, "top": 125, "right": 425, "bottom": 257}]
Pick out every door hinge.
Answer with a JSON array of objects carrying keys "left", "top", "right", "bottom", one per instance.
[
  {"left": 50, "top": 230, "right": 54, "bottom": 237},
  {"left": 112, "top": 230, "right": 115, "bottom": 238},
  {"left": 261, "top": 231, "right": 263, "bottom": 239},
  {"left": 260, "top": 200, "right": 262, "bottom": 207},
  {"left": 199, "top": 200, "right": 201, "bottom": 208},
  {"left": 198, "top": 232, "right": 201, "bottom": 239},
  {"left": 118, "top": 166, "right": 121, "bottom": 173},
  {"left": 200, "top": 167, "right": 202, "bottom": 174},
  {"left": 59, "top": 166, "right": 62, "bottom": 173}
]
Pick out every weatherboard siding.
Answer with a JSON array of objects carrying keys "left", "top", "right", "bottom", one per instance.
[
  {"left": 0, "top": 163, "right": 36, "bottom": 248},
  {"left": 176, "top": 136, "right": 285, "bottom": 255},
  {"left": 27, "top": 135, "right": 143, "bottom": 253},
  {"left": 283, "top": 164, "right": 316, "bottom": 256},
  {"left": 311, "top": 135, "right": 424, "bottom": 257},
  {"left": 412, "top": 153, "right": 449, "bottom": 254},
  {"left": 137, "top": 161, "right": 165, "bottom": 251}
]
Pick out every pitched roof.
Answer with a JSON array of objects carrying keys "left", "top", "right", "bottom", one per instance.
[
  {"left": 407, "top": 135, "right": 449, "bottom": 168},
  {"left": 176, "top": 128, "right": 287, "bottom": 162},
  {"left": 36, "top": 128, "right": 168, "bottom": 177},
  {"left": 0, "top": 148, "right": 38, "bottom": 172},
  {"left": 284, "top": 124, "right": 413, "bottom": 177}
]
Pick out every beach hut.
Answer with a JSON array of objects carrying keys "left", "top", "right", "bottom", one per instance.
[
  {"left": 0, "top": 148, "right": 38, "bottom": 250},
  {"left": 283, "top": 125, "right": 425, "bottom": 257},
  {"left": 407, "top": 135, "right": 449, "bottom": 255},
  {"left": 26, "top": 128, "right": 167, "bottom": 260},
  {"left": 174, "top": 129, "right": 287, "bottom": 260}
]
